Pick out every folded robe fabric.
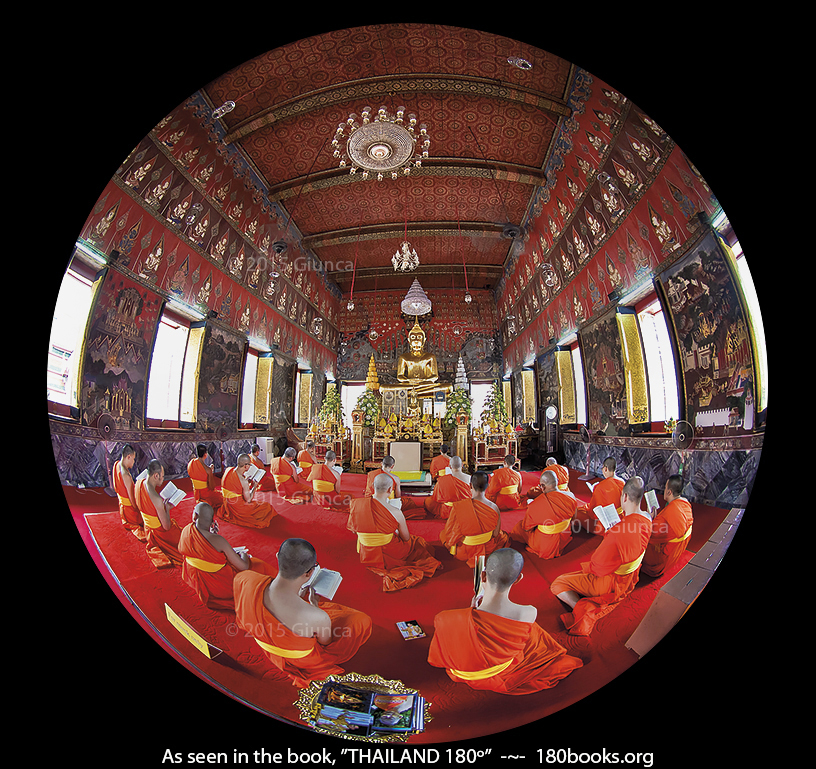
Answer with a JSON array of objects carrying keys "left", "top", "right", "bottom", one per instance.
[
  {"left": 178, "top": 522, "right": 273, "bottom": 611},
  {"left": 574, "top": 477, "right": 624, "bottom": 535},
  {"left": 425, "top": 474, "right": 471, "bottom": 519},
  {"left": 429, "top": 454, "right": 451, "bottom": 482},
  {"left": 135, "top": 478, "right": 184, "bottom": 568},
  {"left": 364, "top": 469, "right": 426, "bottom": 518},
  {"left": 249, "top": 454, "right": 277, "bottom": 492},
  {"left": 187, "top": 458, "right": 224, "bottom": 510},
  {"left": 642, "top": 497, "right": 693, "bottom": 578},
  {"left": 112, "top": 459, "right": 146, "bottom": 540},
  {"left": 219, "top": 467, "right": 278, "bottom": 529},
  {"left": 347, "top": 496, "right": 441, "bottom": 591},
  {"left": 441, "top": 498, "right": 509, "bottom": 567},
  {"left": 269, "top": 457, "right": 312, "bottom": 501},
  {"left": 308, "top": 463, "right": 349, "bottom": 512},
  {"left": 512, "top": 490, "right": 576, "bottom": 559},
  {"left": 233, "top": 570, "right": 372, "bottom": 688},
  {"left": 427, "top": 607, "right": 583, "bottom": 695},
  {"left": 486, "top": 467, "right": 523, "bottom": 511}
]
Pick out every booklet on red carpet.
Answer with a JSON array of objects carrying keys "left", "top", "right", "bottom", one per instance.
[
  {"left": 396, "top": 620, "right": 425, "bottom": 640},
  {"left": 301, "top": 566, "right": 342, "bottom": 600}
]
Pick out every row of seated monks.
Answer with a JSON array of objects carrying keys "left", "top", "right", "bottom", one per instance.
[{"left": 110, "top": 441, "right": 692, "bottom": 695}]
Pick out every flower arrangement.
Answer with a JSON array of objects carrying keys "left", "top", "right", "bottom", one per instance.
[
  {"left": 444, "top": 388, "right": 472, "bottom": 430},
  {"left": 355, "top": 388, "right": 381, "bottom": 427},
  {"left": 316, "top": 386, "right": 344, "bottom": 427},
  {"left": 480, "top": 380, "right": 510, "bottom": 430}
]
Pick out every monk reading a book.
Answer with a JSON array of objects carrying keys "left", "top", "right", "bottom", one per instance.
[
  {"left": 642, "top": 474, "right": 693, "bottom": 578},
  {"left": 364, "top": 456, "right": 425, "bottom": 519},
  {"left": 135, "top": 459, "right": 184, "bottom": 568},
  {"left": 512, "top": 469, "right": 576, "bottom": 560},
  {"left": 187, "top": 444, "right": 224, "bottom": 512},
  {"left": 297, "top": 441, "right": 318, "bottom": 476},
  {"left": 428, "top": 548, "right": 583, "bottom": 694},
  {"left": 441, "top": 471, "right": 510, "bottom": 567},
  {"left": 485, "top": 455, "right": 523, "bottom": 511},
  {"left": 424, "top": 455, "right": 471, "bottom": 518},
  {"left": 269, "top": 447, "right": 312, "bottom": 503},
  {"left": 429, "top": 445, "right": 451, "bottom": 482},
  {"left": 112, "top": 444, "right": 146, "bottom": 541},
  {"left": 348, "top": 473, "right": 441, "bottom": 592},
  {"left": 249, "top": 444, "right": 277, "bottom": 492},
  {"left": 526, "top": 457, "right": 571, "bottom": 500},
  {"left": 220, "top": 454, "right": 278, "bottom": 529},
  {"left": 233, "top": 538, "right": 372, "bottom": 688},
  {"left": 309, "top": 450, "right": 349, "bottom": 512},
  {"left": 573, "top": 457, "right": 624, "bottom": 535},
  {"left": 551, "top": 476, "right": 652, "bottom": 636},
  {"left": 179, "top": 502, "right": 274, "bottom": 611}
]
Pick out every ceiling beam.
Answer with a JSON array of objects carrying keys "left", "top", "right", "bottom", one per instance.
[
  {"left": 327, "top": 262, "right": 503, "bottom": 284},
  {"left": 222, "top": 73, "right": 571, "bottom": 145}
]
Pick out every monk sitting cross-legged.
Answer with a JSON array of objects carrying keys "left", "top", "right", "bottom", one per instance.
[
  {"left": 429, "top": 444, "right": 451, "bottom": 482},
  {"left": 112, "top": 443, "right": 146, "bottom": 541},
  {"left": 642, "top": 474, "right": 694, "bottom": 579},
  {"left": 135, "top": 459, "right": 184, "bottom": 568},
  {"left": 233, "top": 538, "right": 372, "bottom": 688},
  {"left": 297, "top": 441, "right": 318, "bottom": 477},
  {"left": 308, "top": 450, "right": 350, "bottom": 512},
  {"left": 512, "top": 469, "right": 577, "bottom": 560},
  {"left": 269, "top": 448, "right": 312, "bottom": 503},
  {"left": 220, "top": 454, "right": 278, "bottom": 529},
  {"left": 526, "top": 457, "right": 571, "bottom": 500},
  {"left": 179, "top": 502, "right": 274, "bottom": 611},
  {"left": 551, "top": 476, "right": 652, "bottom": 636},
  {"left": 573, "top": 457, "right": 625, "bottom": 535},
  {"left": 428, "top": 548, "right": 583, "bottom": 695},
  {"left": 187, "top": 444, "right": 224, "bottom": 512},
  {"left": 348, "top": 473, "right": 441, "bottom": 592},
  {"left": 364, "top": 455, "right": 426, "bottom": 519},
  {"left": 485, "top": 455, "right": 523, "bottom": 511},
  {"left": 424, "top": 455, "right": 471, "bottom": 519},
  {"left": 249, "top": 443, "right": 276, "bottom": 492},
  {"left": 441, "top": 470, "right": 510, "bottom": 567}
]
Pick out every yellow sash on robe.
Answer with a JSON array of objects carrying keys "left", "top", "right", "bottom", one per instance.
[
  {"left": 537, "top": 518, "right": 571, "bottom": 535},
  {"left": 254, "top": 638, "right": 313, "bottom": 659},
  {"left": 669, "top": 526, "right": 692, "bottom": 543},
  {"left": 141, "top": 511, "right": 161, "bottom": 529},
  {"left": 117, "top": 494, "right": 132, "bottom": 507},
  {"left": 312, "top": 479, "right": 336, "bottom": 493},
  {"left": 615, "top": 551, "right": 645, "bottom": 575},
  {"left": 191, "top": 478, "right": 208, "bottom": 490},
  {"left": 499, "top": 485, "right": 519, "bottom": 495},
  {"left": 272, "top": 474, "right": 290, "bottom": 487},
  {"left": 449, "top": 658, "right": 514, "bottom": 680},
  {"left": 222, "top": 487, "right": 241, "bottom": 500},
  {"left": 184, "top": 556, "right": 225, "bottom": 572},
  {"left": 356, "top": 532, "right": 394, "bottom": 552}
]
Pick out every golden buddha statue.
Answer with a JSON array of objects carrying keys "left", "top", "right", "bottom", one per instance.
[{"left": 396, "top": 319, "right": 439, "bottom": 387}]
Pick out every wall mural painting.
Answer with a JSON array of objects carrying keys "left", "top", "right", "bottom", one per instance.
[
  {"left": 196, "top": 324, "right": 245, "bottom": 434},
  {"left": 579, "top": 310, "right": 629, "bottom": 436},
  {"left": 270, "top": 357, "right": 296, "bottom": 427},
  {"left": 80, "top": 268, "right": 162, "bottom": 430},
  {"left": 658, "top": 230, "right": 756, "bottom": 434}
]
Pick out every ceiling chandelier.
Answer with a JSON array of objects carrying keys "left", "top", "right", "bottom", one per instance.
[
  {"left": 332, "top": 105, "right": 430, "bottom": 181},
  {"left": 392, "top": 240, "right": 419, "bottom": 272}
]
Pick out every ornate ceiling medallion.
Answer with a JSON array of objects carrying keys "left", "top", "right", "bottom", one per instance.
[{"left": 333, "top": 105, "right": 430, "bottom": 181}]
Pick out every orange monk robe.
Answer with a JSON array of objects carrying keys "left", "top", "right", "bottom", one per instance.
[
  {"left": 364, "top": 468, "right": 426, "bottom": 519},
  {"left": 111, "top": 459, "right": 146, "bottom": 540},
  {"left": 269, "top": 457, "right": 312, "bottom": 502},
  {"left": 429, "top": 454, "right": 451, "bottom": 482},
  {"left": 187, "top": 458, "right": 224, "bottom": 511},
  {"left": 135, "top": 478, "right": 184, "bottom": 568},
  {"left": 642, "top": 498, "right": 693, "bottom": 578},
  {"left": 441, "top": 498, "right": 510, "bottom": 567},
  {"left": 296, "top": 449, "right": 317, "bottom": 476},
  {"left": 485, "top": 467, "right": 523, "bottom": 511},
  {"left": 347, "top": 496, "right": 441, "bottom": 592},
  {"left": 574, "top": 476, "right": 625, "bottom": 535},
  {"left": 219, "top": 466, "right": 278, "bottom": 529},
  {"left": 249, "top": 453, "right": 276, "bottom": 492},
  {"left": 512, "top": 490, "right": 576, "bottom": 560},
  {"left": 308, "top": 463, "right": 349, "bottom": 512},
  {"left": 178, "top": 523, "right": 274, "bottom": 611},
  {"left": 551, "top": 463, "right": 570, "bottom": 491},
  {"left": 551, "top": 512, "right": 652, "bottom": 636},
  {"left": 233, "top": 570, "right": 372, "bottom": 688},
  {"left": 427, "top": 608, "right": 582, "bottom": 695},
  {"left": 424, "top": 473, "right": 471, "bottom": 519}
]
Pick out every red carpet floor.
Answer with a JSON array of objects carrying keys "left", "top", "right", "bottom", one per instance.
[{"left": 64, "top": 467, "right": 731, "bottom": 746}]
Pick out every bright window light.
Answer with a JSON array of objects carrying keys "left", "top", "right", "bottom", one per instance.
[
  {"left": 570, "top": 345, "right": 587, "bottom": 425},
  {"left": 146, "top": 315, "right": 189, "bottom": 421},
  {"left": 638, "top": 299, "right": 680, "bottom": 424},
  {"left": 734, "top": 246, "right": 768, "bottom": 413},
  {"left": 241, "top": 349, "right": 259, "bottom": 425},
  {"left": 341, "top": 383, "right": 365, "bottom": 431}
]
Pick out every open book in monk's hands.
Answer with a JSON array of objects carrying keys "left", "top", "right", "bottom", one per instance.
[
  {"left": 301, "top": 566, "right": 343, "bottom": 600},
  {"left": 645, "top": 489, "right": 659, "bottom": 512},
  {"left": 160, "top": 481, "right": 187, "bottom": 507},
  {"left": 245, "top": 465, "right": 265, "bottom": 483},
  {"left": 593, "top": 503, "right": 620, "bottom": 531}
]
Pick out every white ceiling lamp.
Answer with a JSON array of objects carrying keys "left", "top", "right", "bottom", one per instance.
[{"left": 401, "top": 278, "right": 432, "bottom": 316}]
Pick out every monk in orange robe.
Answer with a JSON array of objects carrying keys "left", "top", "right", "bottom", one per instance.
[
  {"left": 220, "top": 454, "right": 278, "bottom": 529},
  {"left": 179, "top": 501, "right": 274, "bottom": 611},
  {"left": 527, "top": 457, "right": 571, "bottom": 500},
  {"left": 429, "top": 445, "right": 451, "bottom": 482},
  {"left": 364, "top": 456, "right": 426, "bottom": 519},
  {"left": 485, "top": 455, "right": 523, "bottom": 511},
  {"left": 424, "top": 456, "right": 471, "bottom": 518},
  {"left": 249, "top": 444, "right": 276, "bottom": 492},
  {"left": 642, "top": 474, "right": 694, "bottom": 578},
  {"left": 135, "top": 459, "right": 184, "bottom": 568},
  {"left": 551, "top": 477, "right": 653, "bottom": 635},
  {"left": 428, "top": 548, "right": 582, "bottom": 694},
  {"left": 111, "top": 444, "right": 146, "bottom": 540},
  {"left": 269, "top": 448, "right": 312, "bottom": 503},
  {"left": 233, "top": 538, "right": 372, "bottom": 688},
  {"left": 348, "top": 473, "right": 441, "bottom": 592},
  {"left": 573, "top": 457, "right": 625, "bottom": 535},
  {"left": 512, "top": 469, "right": 576, "bottom": 560},
  {"left": 441, "top": 470, "right": 510, "bottom": 567},
  {"left": 187, "top": 444, "right": 223, "bottom": 511},
  {"left": 297, "top": 441, "right": 318, "bottom": 477},
  {"left": 308, "top": 450, "right": 349, "bottom": 512}
]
